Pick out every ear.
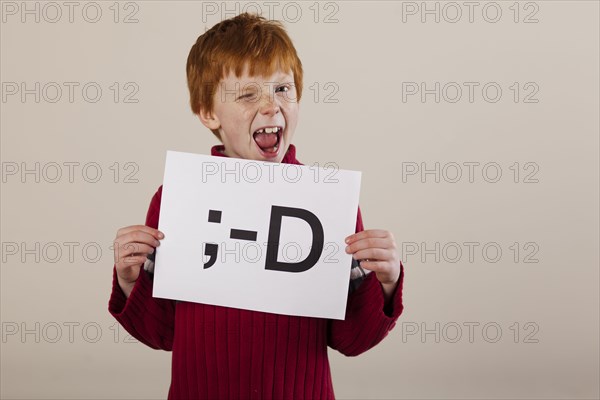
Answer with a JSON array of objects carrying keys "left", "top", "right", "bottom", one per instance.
[{"left": 197, "top": 107, "right": 220, "bottom": 131}]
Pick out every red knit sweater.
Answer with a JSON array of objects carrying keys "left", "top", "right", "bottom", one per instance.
[{"left": 108, "top": 145, "right": 405, "bottom": 399}]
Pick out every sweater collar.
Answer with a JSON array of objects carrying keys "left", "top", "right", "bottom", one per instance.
[{"left": 210, "top": 144, "right": 301, "bottom": 165}]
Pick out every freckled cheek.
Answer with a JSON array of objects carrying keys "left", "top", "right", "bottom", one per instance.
[
  {"left": 244, "top": 109, "right": 255, "bottom": 120},
  {"left": 242, "top": 109, "right": 256, "bottom": 126},
  {"left": 282, "top": 107, "right": 299, "bottom": 130}
]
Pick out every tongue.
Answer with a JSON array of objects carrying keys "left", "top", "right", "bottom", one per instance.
[{"left": 254, "top": 132, "right": 278, "bottom": 149}]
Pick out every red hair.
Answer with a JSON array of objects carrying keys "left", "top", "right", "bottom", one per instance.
[{"left": 186, "top": 13, "right": 303, "bottom": 132}]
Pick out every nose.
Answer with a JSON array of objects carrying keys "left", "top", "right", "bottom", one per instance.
[{"left": 259, "top": 94, "right": 280, "bottom": 116}]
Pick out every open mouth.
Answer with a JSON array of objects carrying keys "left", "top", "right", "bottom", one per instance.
[{"left": 253, "top": 126, "right": 282, "bottom": 156}]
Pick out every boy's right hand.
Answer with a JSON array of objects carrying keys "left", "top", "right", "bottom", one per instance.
[{"left": 113, "top": 225, "right": 164, "bottom": 297}]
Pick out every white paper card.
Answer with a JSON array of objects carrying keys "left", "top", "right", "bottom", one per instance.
[{"left": 153, "top": 150, "right": 362, "bottom": 319}]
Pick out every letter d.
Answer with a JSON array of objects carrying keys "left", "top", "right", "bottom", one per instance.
[{"left": 265, "top": 206, "right": 324, "bottom": 273}]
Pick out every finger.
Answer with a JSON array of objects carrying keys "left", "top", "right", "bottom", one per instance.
[
  {"left": 116, "top": 225, "right": 164, "bottom": 240},
  {"left": 358, "top": 260, "right": 389, "bottom": 273},
  {"left": 352, "top": 248, "right": 393, "bottom": 262},
  {"left": 345, "top": 229, "right": 390, "bottom": 244},
  {"left": 116, "top": 242, "right": 155, "bottom": 262},
  {"left": 360, "top": 261, "right": 400, "bottom": 285},
  {"left": 122, "top": 230, "right": 163, "bottom": 248},
  {"left": 120, "top": 255, "right": 148, "bottom": 267},
  {"left": 113, "top": 231, "right": 160, "bottom": 263},
  {"left": 124, "top": 242, "right": 155, "bottom": 258},
  {"left": 345, "top": 238, "right": 394, "bottom": 254}
]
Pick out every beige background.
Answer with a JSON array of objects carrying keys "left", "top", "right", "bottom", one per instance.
[{"left": 1, "top": 1, "right": 598, "bottom": 399}]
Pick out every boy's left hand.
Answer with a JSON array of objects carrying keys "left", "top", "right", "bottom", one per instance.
[{"left": 345, "top": 229, "right": 401, "bottom": 287}]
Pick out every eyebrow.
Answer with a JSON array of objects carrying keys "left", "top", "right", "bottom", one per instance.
[
  {"left": 238, "top": 74, "right": 294, "bottom": 86},
  {"left": 236, "top": 81, "right": 293, "bottom": 95},
  {"left": 239, "top": 86, "right": 259, "bottom": 93},
  {"left": 273, "top": 74, "right": 294, "bottom": 84},
  {"left": 274, "top": 72, "right": 293, "bottom": 79}
]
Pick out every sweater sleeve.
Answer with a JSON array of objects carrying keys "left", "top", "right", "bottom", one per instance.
[
  {"left": 327, "top": 207, "right": 405, "bottom": 357},
  {"left": 108, "top": 186, "right": 175, "bottom": 351}
]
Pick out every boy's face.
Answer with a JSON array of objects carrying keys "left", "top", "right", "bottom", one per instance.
[{"left": 199, "top": 67, "right": 299, "bottom": 163}]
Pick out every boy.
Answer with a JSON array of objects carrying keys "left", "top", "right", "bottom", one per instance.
[{"left": 110, "top": 13, "right": 405, "bottom": 399}]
